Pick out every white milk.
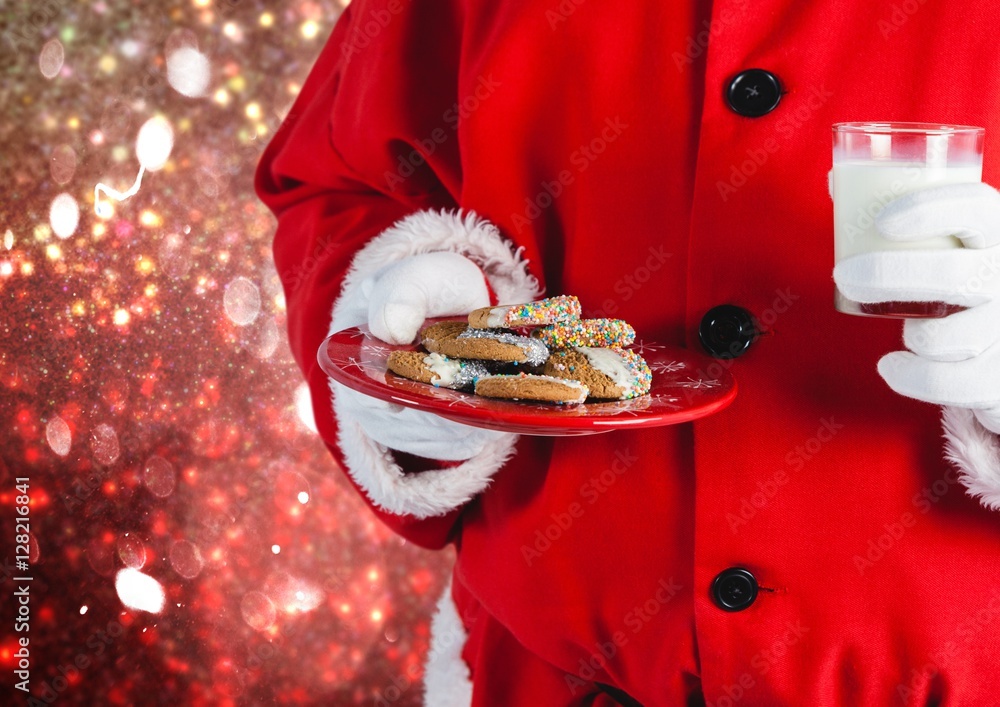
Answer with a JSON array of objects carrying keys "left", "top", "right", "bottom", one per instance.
[{"left": 832, "top": 161, "right": 982, "bottom": 261}]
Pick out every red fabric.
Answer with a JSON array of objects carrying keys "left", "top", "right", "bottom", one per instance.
[
  {"left": 454, "top": 577, "right": 633, "bottom": 706},
  {"left": 257, "top": 0, "right": 1000, "bottom": 703},
  {"left": 484, "top": 276, "right": 500, "bottom": 307},
  {"left": 255, "top": 2, "right": 464, "bottom": 549}
]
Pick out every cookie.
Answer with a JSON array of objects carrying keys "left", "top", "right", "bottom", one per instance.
[
  {"left": 386, "top": 351, "right": 489, "bottom": 390},
  {"left": 421, "top": 321, "right": 549, "bottom": 364},
  {"left": 419, "top": 321, "right": 469, "bottom": 351},
  {"left": 475, "top": 373, "right": 589, "bottom": 405},
  {"left": 468, "top": 295, "right": 581, "bottom": 329},
  {"left": 533, "top": 318, "right": 636, "bottom": 348},
  {"left": 543, "top": 347, "right": 652, "bottom": 400}
]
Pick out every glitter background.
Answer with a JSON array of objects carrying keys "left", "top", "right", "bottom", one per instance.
[{"left": 0, "top": 1, "right": 450, "bottom": 704}]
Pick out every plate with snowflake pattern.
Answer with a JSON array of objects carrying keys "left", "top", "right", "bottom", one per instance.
[{"left": 318, "top": 320, "right": 736, "bottom": 436}]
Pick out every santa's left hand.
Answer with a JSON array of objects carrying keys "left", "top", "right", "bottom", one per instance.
[{"left": 834, "top": 182, "right": 1000, "bottom": 433}]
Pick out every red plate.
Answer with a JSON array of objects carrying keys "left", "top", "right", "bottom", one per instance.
[{"left": 318, "top": 322, "right": 737, "bottom": 436}]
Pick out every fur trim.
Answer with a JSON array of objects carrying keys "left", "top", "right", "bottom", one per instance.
[
  {"left": 942, "top": 406, "right": 1000, "bottom": 510},
  {"left": 331, "top": 379, "right": 518, "bottom": 517},
  {"left": 330, "top": 208, "right": 542, "bottom": 334},
  {"left": 323, "top": 209, "right": 536, "bottom": 517},
  {"left": 424, "top": 578, "right": 473, "bottom": 707}
]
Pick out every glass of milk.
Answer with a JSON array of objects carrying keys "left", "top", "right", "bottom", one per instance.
[{"left": 832, "top": 122, "right": 984, "bottom": 317}]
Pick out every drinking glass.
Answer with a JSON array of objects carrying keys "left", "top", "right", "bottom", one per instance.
[{"left": 832, "top": 122, "right": 984, "bottom": 317}]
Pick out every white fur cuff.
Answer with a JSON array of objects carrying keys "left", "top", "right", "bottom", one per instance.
[
  {"left": 327, "top": 209, "right": 539, "bottom": 518},
  {"left": 332, "top": 379, "right": 518, "bottom": 518},
  {"left": 330, "top": 209, "right": 541, "bottom": 335},
  {"left": 423, "top": 578, "right": 473, "bottom": 707},
  {"left": 942, "top": 406, "right": 1000, "bottom": 510}
]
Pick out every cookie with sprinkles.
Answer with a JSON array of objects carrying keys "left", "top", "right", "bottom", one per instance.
[
  {"left": 475, "top": 373, "right": 589, "bottom": 404},
  {"left": 543, "top": 347, "right": 652, "bottom": 400},
  {"left": 386, "top": 351, "right": 489, "bottom": 390},
  {"left": 468, "top": 295, "right": 581, "bottom": 329},
  {"left": 533, "top": 318, "right": 636, "bottom": 349},
  {"left": 420, "top": 321, "right": 550, "bottom": 365}
]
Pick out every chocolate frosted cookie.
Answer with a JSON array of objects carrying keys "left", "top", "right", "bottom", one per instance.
[
  {"left": 421, "top": 321, "right": 549, "bottom": 364},
  {"left": 544, "top": 347, "right": 652, "bottom": 400},
  {"left": 386, "top": 351, "right": 489, "bottom": 390},
  {"left": 468, "top": 295, "right": 581, "bottom": 329},
  {"left": 475, "top": 373, "right": 589, "bottom": 404}
]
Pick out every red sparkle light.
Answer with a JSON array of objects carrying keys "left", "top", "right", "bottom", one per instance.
[
  {"left": 0, "top": 640, "right": 18, "bottom": 665},
  {"left": 0, "top": 4, "right": 449, "bottom": 701},
  {"left": 151, "top": 514, "right": 168, "bottom": 536}
]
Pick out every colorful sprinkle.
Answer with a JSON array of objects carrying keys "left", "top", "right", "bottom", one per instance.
[
  {"left": 478, "top": 295, "right": 581, "bottom": 328},
  {"left": 533, "top": 318, "right": 636, "bottom": 348},
  {"left": 612, "top": 348, "right": 653, "bottom": 399}
]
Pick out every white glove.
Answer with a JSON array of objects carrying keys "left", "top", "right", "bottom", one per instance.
[
  {"left": 834, "top": 183, "right": 1000, "bottom": 433},
  {"left": 340, "top": 251, "right": 508, "bottom": 459},
  {"left": 333, "top": 382, "right": 506, "bottom": 460},
  {"left": 363, "top": 251, "right": 491, "bottom": 345}
]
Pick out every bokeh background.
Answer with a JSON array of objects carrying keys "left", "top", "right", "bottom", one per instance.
[{"left": 0, "top": 1, "right": 450, "bottom": 703}]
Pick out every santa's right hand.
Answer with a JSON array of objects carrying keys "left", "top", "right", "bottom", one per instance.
[
  {"left": 362, "top": 252, "right": 491, "bottom": 345},
  {"left": 333, "top": 381, "right": 507, "bottom": 460}
]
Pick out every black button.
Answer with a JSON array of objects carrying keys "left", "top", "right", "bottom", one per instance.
[
  {"left": 711, "top": 568, "right": 758, "bottom": 612},
  {"left": 726, "top": 69, "right": 782, "bottom": 117},
  {"left": 699, "top": 305, "right": 758, "bottom": 359}
]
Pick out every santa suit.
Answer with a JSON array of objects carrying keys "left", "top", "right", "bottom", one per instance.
[{"left": 256, "top": 0, "right": 1000, "bottom": 704}]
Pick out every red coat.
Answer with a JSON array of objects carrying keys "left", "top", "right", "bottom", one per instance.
[{"left": 257, "top": 0, "right": 1000, "bottom": 704}]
